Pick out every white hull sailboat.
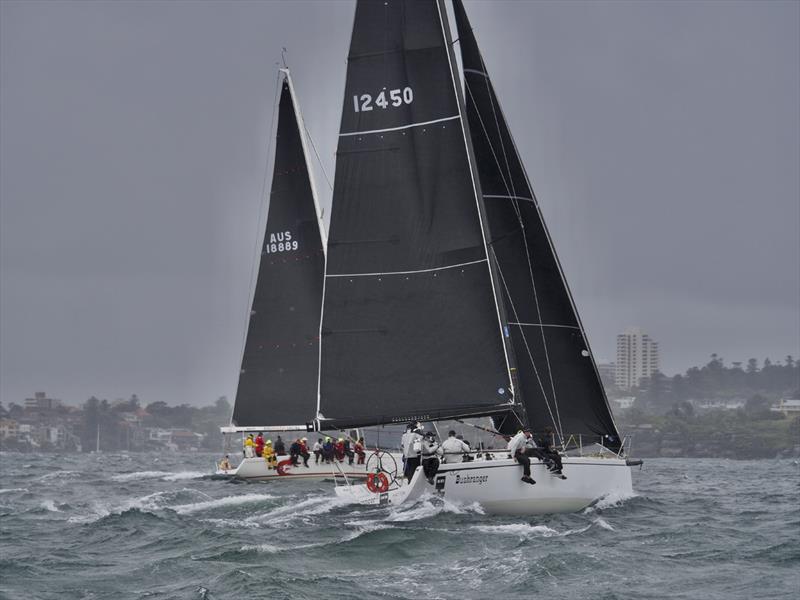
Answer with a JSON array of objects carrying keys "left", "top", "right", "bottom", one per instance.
[
  {"left": 217, "top": 454, "right": 395, "bottom": 481},
  {"left": 311, "top": 0, "right": 639, "bottom": 515},
  {"left": 336, "top": 453, "right": 633, "bottom": 516}
]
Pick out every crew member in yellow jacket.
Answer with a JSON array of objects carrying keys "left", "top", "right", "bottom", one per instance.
[{"left": 263, "top": 439, "right": 278, "bottom": 469}]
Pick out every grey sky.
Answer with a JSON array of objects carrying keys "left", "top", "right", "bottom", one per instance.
[{"left": 1, "top": 0, "right": 798, "bottom": 407}]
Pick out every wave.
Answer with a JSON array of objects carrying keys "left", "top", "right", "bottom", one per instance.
[
  {"left": 111, "top": 470, "right": 206, "bottom": 482},
  {"left": 0, "top": 488, "right": 28, "bottom": 495},
  {"left": 40, "top": 499, "right": 61, "bottom": 512},
  {"left": 245, "top": 494, "right": 348, "bottom": 525},
  {"left": 171, "top": 493, "right": 276, "bottom": 515},
  {"left": 471, "top": 519, "right": 612, "bottom": 538},
  {"left": 36, "top": 470, "right": 80, "bottom": 482},
  {"left": 385, "top": 496, "right": 485, "bottom": 522},
  {"left": 68, "top": 488, "right": 211, "bottom": 523},
  {"left": 583, "top": 489, "right": 639, "bottom": 513}
]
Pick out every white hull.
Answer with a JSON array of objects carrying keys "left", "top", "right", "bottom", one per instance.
[
  {"left": 335, "top": 454, "right": 633, "bottom": 515},
  {"left": 217, "top": 454, "right": 403, "bottom": 481}
]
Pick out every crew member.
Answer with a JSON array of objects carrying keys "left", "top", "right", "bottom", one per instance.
[
  {"left": 420, "top": 431, "right": 442, "bottom": 484},
  {"left": 536, "top": 427, "right": 565, "bottom": 478},
  {"left": 322, "top": 437, "right": 334, "bottom": 463},
  {"left": 263, "top": 439, "right": 277, "bottom": 469},
  {"left": 254, "top": 432, "right": 265, "bottom": 458},
  {"left": 313, "top": 438, "right": 323, "bottom": 464},
  {"left": 243, "top": 434, "right": 255, "bottom": 458},
  {"left": 440, "top": 430, "right": 470, "bottom": 464},
  {"left": 355, "top": 437, "right": 366, "bottom": 464},
  {"left": 334, "top": 438, "right": 346, "bottom": 462},
  {"left": 508, "top": 429, "right": 536, "bottom": 485},
  {"left": 299, "top": 437, "right": 310, "bottom": 467},
  {"left": 218, "top": 455, "right": 232, "bottom": 471},
  {"left": 402, "top": 424, "right": 423, "bottom": 483},
  {"left": 289, "top": 439, "right": 301, "bottom": 465},
  {"left": 274, "top": 436, "right": 286, "bottom": 456}
]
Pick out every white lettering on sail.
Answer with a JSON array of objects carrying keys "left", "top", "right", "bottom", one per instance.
[
  {"left": 264, "top": 231, "right": 298, "bottom": 254},
  {"left": 353, "top": 87, "right": 413, "bottom": 113}
]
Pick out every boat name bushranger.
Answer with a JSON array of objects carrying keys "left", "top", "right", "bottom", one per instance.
[{"left": 454, "top": 473, "right": 489, "bottom": 485}]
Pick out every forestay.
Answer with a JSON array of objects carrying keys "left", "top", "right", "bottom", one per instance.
[
  {"left": 452, "top": 0, "right": 622, "bottom": 450},
  {"left": 232, "top": 74, "right": 325, "bottom": 428},
  {"left": 317, "top": 0, "right": 515, "bottom": 431}
]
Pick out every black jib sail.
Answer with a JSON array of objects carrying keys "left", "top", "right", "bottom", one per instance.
[
  {"left": 317, "top": 0, "right": 517, "bottom": 431},
  {"left": 232, "top": 72, "right": 325, "bottom": 428},
  {"left": 452, "top": 0, "right": 622, "bottom": 450}
]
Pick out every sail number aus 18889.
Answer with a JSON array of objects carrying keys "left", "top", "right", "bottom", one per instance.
[
  {"left": 265, "top": 231, "right": 298, "bottom": 254},
  {"left": 353, "top": 87, "right": 413, "bottom": 112}
]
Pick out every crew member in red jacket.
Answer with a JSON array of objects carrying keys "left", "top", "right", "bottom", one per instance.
[
  {"left": 355, "top": 437, "right": 366, "bottom": 464},
  {"left": 254, "top": 432, "right": 265, "bottom": 458},
  {"left": 298, "top": 437, "right": 310, "bottom": 467}
]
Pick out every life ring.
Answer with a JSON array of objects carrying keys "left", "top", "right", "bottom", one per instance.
[{"left": 366, "top": 472, "right": 389, "bottom": 493}]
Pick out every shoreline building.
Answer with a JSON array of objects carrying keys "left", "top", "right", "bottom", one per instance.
[{"left": 615, "top": 327, "right": 660, "bottom": 390}]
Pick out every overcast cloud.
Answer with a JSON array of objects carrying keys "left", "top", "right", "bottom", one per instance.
[{"left": 1, "top": 0, "right": 798, "bottom": 406}]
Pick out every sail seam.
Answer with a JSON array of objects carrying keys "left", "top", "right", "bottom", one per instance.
[
  {"left": 492, "top": 255, "right": 564, "bottom": 441},
  {"left": 464, "top": 68, "right": 488, "bottom": 77},
  {"left": 326, "top": 258, "right": 487, "bottom": 278},
  {"left": 484, "top": 194, "right": 534, "bottom": 203},
  {"left": 509, "top": 322, "right": 580, "bottom": 330},
  {"left": 339, "top": 115, "right": 460, "bottom": 137}
]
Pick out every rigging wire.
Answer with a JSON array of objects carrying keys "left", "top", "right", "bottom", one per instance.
[
  {"left": 462, "top": 79, "right": 563, "bottom": 439},
  {"left": 469, "top": 67, "right": 565, "bottom": 439}
]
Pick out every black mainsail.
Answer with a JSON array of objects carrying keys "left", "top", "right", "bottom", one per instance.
[
  {"left": 231, "top": 71, "right": 326, "bottom": 429},
  {"left": 317, "top": 0, "right": 517, "bottom": 431},
  {"left": 452, "top": 0, "right": 621, "bottom": 450}
]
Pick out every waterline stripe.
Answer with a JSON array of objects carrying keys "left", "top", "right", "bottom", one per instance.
[
  {"left": 339, "top": 115, "right": 460, "bottom": 137},
  {"left": 327, "top": 258, "right": 487, "bottom": 278}
]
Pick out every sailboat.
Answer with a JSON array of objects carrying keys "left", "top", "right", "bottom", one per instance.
[
  {"left": 320, "top": 0, "right": 637, "bottom": 514},
  {"left": 218, "top": 68, "right": 401, "bottom": 480}
]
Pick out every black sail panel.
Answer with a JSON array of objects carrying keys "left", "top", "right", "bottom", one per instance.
[
  {"left": 319, "top": 0, "right": 512, "bottom": 429},
  {"left": 453, "top": 0, "right": 622, "bottom": 450},
  {"left": 232, "top": 78, "right": 325, "bottom": 427}
]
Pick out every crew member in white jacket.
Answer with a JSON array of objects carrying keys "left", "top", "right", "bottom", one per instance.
[
  {"left": 402, "top": 423, "right": 423, "bottom": 483},
  {"left": 507, "top": 429, "right": 536, "bottom": 485},
  {"left": 440, "top": 430, "right": 470, "bottom": 464}
]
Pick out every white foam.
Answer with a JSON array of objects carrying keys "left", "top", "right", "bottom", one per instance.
[
  {"left": 162, "top": 471, "right": 205, "bottom": 481},
  {"left": 0, "top": 488, "right": 28, "bottom": 494},
  {"left": 171, "top": 493, "right": 276, "bottom": 515},
  {"left": 37, "top": 470, "right": 80, "bottom": 481},
  {"left": 240, "top": 543, "right": 281, "bottom": 553},
  {"left": 246, "top": 494, "right": 347, "bottom": 524},
  {"left": 583, "top": 490, "right": 638, "bottom": 513},
  {"left": 473, "top": 523, "right": 562, "bottom": 537},
  {"left": 67, "top": 488, "right": 211, "bottom": 523},
  {"left": 111, "top": 471, "right": 170, "bottom": 482},
  {"left": 593, "top": 517, "right": 615, "bottom": 531},
  {"left": 111, "top": 470, "right": 206, "bottom": 482},
  {"left": 40, "top": 499, "right": 61, "bottom": 512}
]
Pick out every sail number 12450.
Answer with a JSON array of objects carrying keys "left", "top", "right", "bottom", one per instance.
[{"left": 353, "top": 87, "right": 413, "bottom": 112}]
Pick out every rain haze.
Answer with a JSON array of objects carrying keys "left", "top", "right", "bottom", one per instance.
[{"left": 1, "top": 0, "right": 798, "bottom": 407}]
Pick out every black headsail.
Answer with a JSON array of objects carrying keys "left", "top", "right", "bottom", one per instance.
[
  {"left": 452, "top": 0, "right": 622, "bottom": 451},
  {"left": 317, "top": 0, "right": 517, "bottom": 431},
  {"left": 231, "top": 71, "right": 326, "bottom": 429}
]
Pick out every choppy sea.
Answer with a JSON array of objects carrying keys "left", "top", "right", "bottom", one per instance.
[{"left": 0, "top": 453, "right": 797, "bottom": 599}]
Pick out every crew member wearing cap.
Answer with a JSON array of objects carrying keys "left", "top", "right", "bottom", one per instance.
[{"left": 441, "top": 430, "right": 470, "bottom": 464}]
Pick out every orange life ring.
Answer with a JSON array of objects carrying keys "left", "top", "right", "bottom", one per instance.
[{"left": 366, "top": 472, "right": 389, "bottom": 493}]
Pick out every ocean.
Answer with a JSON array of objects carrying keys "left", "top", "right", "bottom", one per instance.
[{"left": 1, "top": 453, "right": 797, "bottom": 599}]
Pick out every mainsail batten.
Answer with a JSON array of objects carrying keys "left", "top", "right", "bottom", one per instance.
[
  {"left": 317, "top": 0, "right": 516, "bottom": 430},
  {"left": 452, "top": 0, "right": 622, "bottom": 449},
  {"left": 232, "top": 72, "right": 325, "bottom": 428}
]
